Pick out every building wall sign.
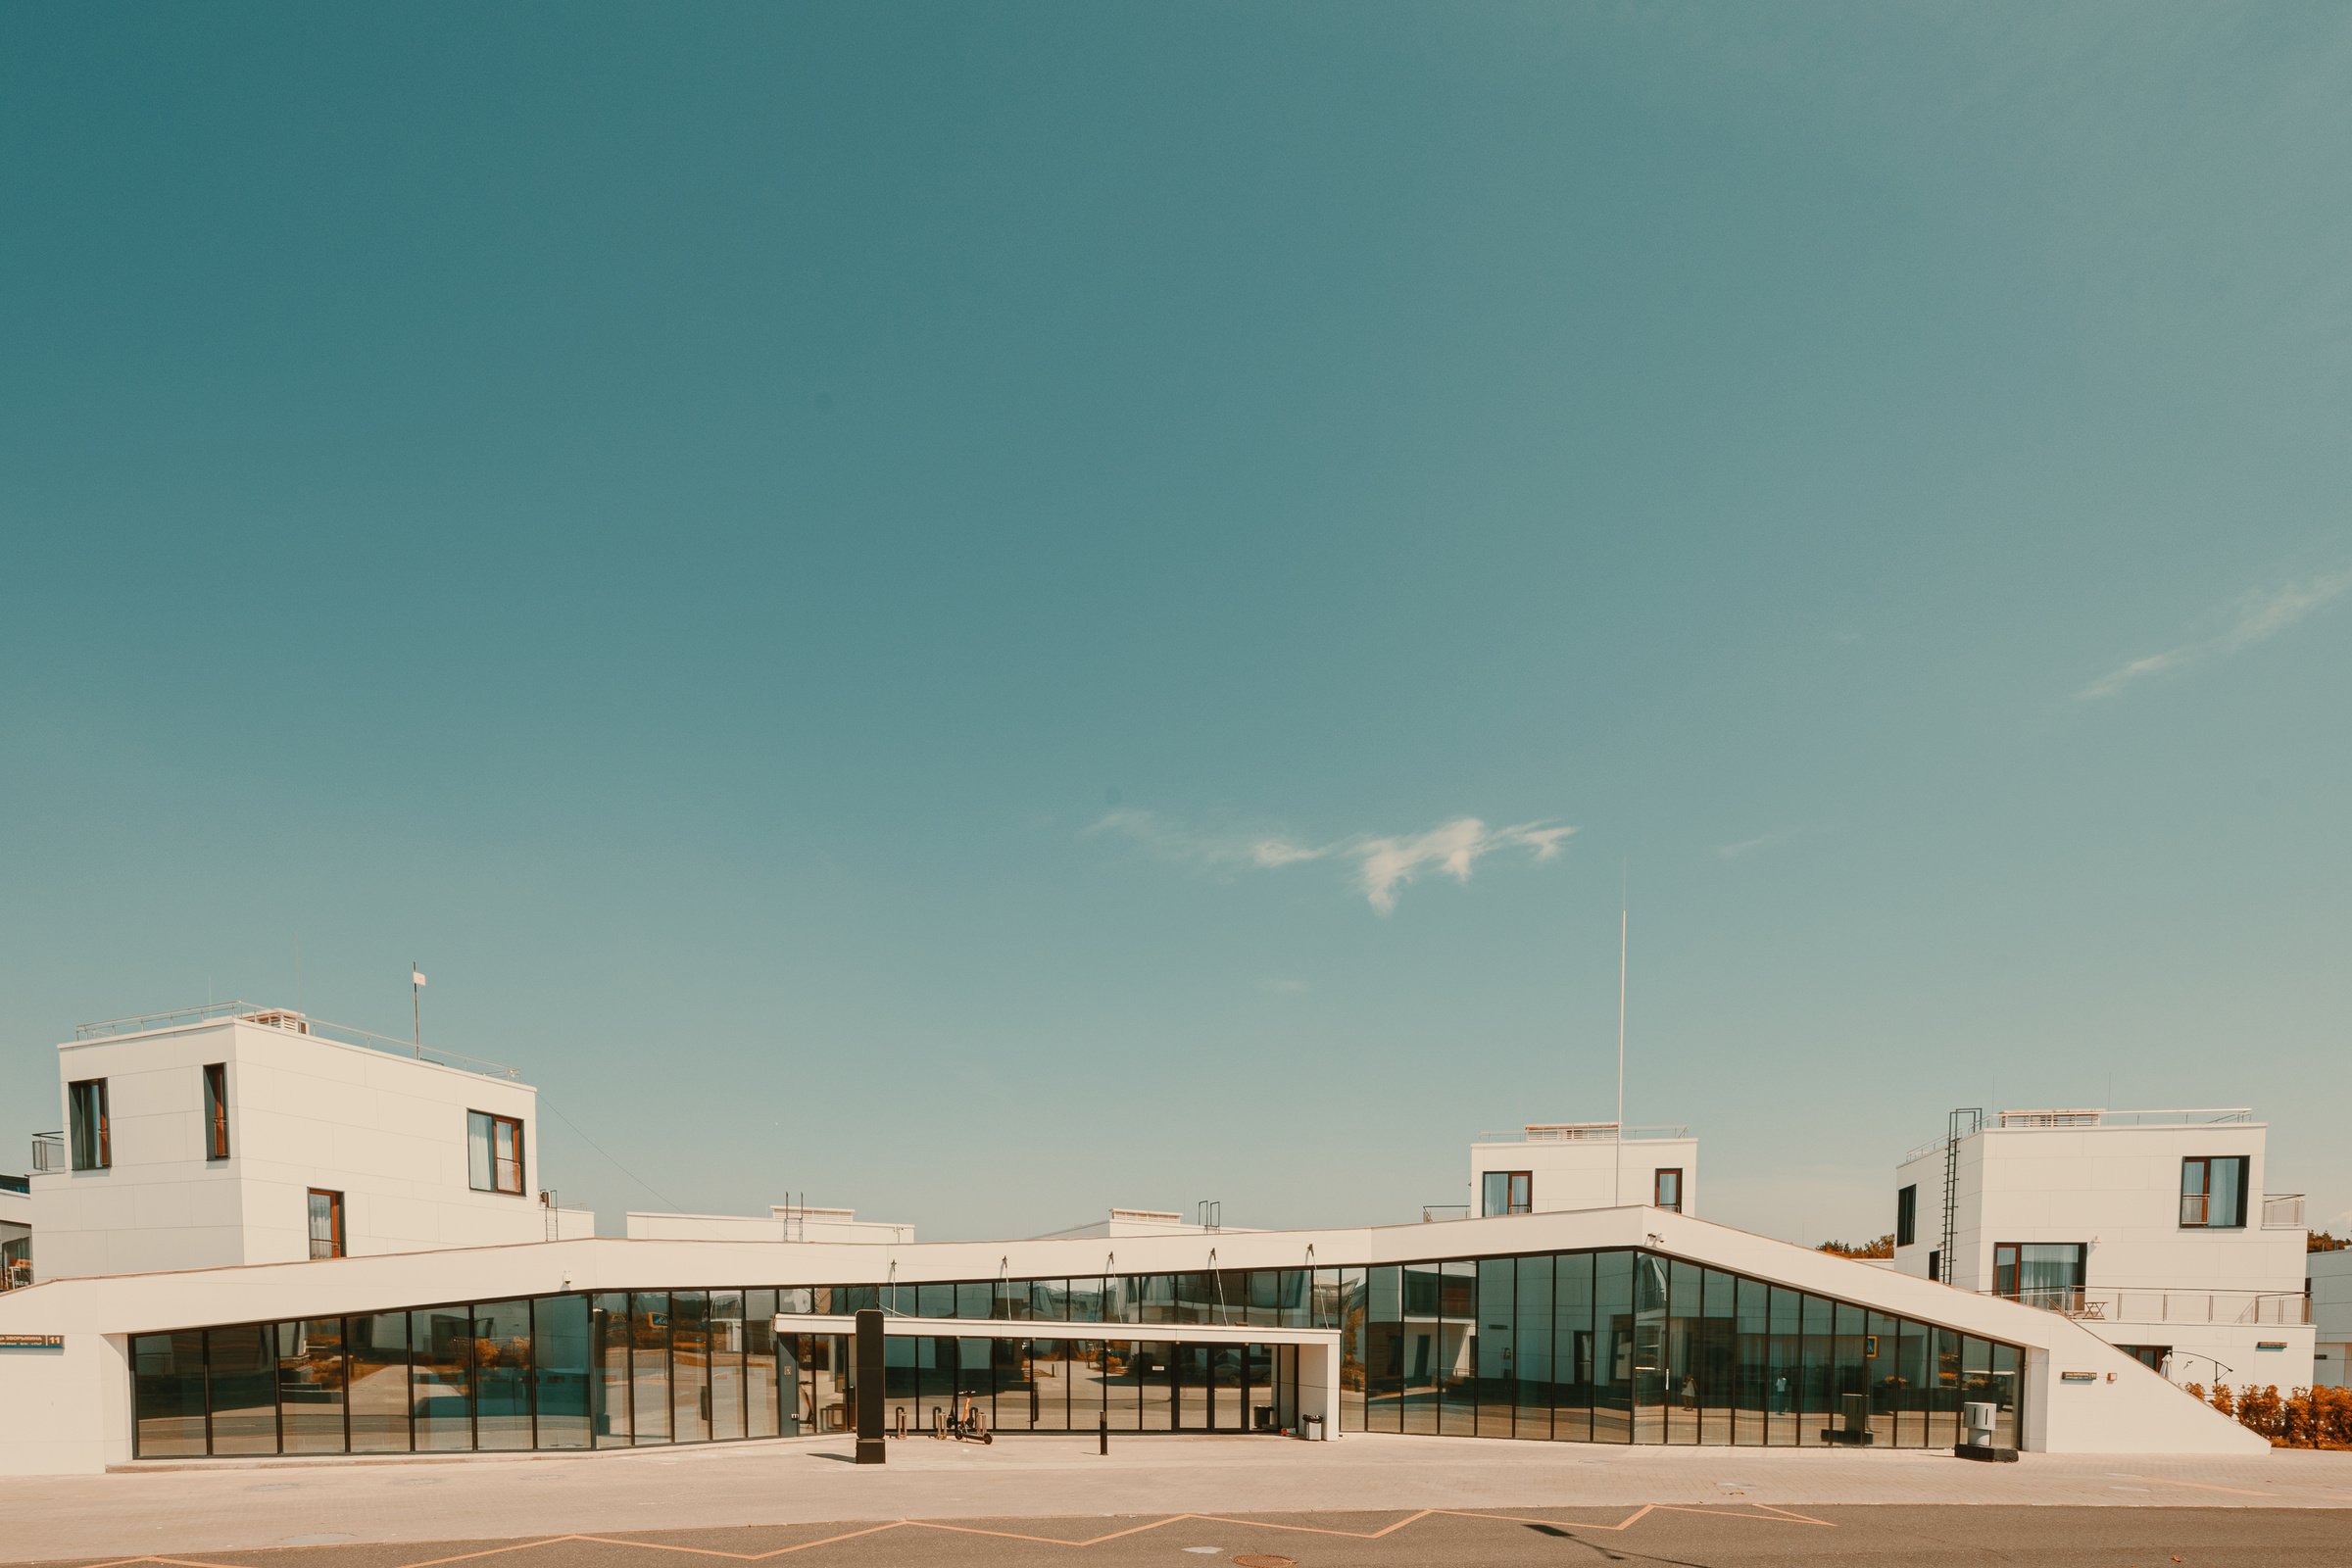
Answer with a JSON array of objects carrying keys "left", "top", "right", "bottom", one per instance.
[
  {"left": 2257, "top": 1341, "right": 2287, "bottom": 1351},
  {"left": 0, "top": 1334, "right": 64, "bottom": 1349},
  {"left": 2060, "top": 1370, "right": 2097, "bottom": 1383}
]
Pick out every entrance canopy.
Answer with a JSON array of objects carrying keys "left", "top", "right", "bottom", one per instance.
[{"left": 773, "top": 1313, "right": 1337, "bottom": 1346}]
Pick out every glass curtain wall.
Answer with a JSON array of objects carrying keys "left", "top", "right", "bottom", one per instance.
[{"left": 125, "top": 1258, "right": 2024, "bottom": 1457}]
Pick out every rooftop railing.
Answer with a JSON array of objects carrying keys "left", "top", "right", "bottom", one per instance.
[
  {"left": 1477, "top": 1123, "right": 1691, "bottom": 1144},
  {"left": 72, "top": 1001, "right": 521, "bottom": 1080},
  {"left": 30, "top": 1133, "right": 65, "bottom": 1173},
  {"left": 1905, "top": 1106, "right": 2258, "bottom": 1161}
]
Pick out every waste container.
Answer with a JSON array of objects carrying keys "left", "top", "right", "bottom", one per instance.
[
  {"left": 1962, "top": 1401, "right": 1996, "bottom": 1446},
  {"left": 1302, "top": 1413, "right": 1325, "bottom": 1441}
]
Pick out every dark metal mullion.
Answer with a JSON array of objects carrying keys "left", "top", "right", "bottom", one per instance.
[
  {"left": 201, "top": 1329, "right": 215, "bottom": 1456},
  {"left": 467, "top": 1301, "right": 479, "bottom": 1451},
  {"left": 527, "top": 1298, "right": 539, "bottom": 1451}
]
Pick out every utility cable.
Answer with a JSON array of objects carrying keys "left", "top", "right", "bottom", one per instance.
[{"left": 539, "top": 1097, "right": 686, "bottom": 1213}]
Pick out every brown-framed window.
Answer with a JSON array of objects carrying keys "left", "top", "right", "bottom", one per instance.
[
  {"left": 1480, "top": 1170, "right": 1533, "bottom": 1216},
  {"left": 1653, "top": 1168, "right": 1683, "bottom": 1212},
  {"left": 203, "top": 1063, "right": 230, "bottom": 1160},
  {"left": 2180, "top": 1156, "right": 2247, "bottom": 1229},
  {"left": 307, "top": 1189, "right": 344, "bottom": 1259},
  {"left": 1992, "top": 1241, "right": 2085, "bottom": 1310},
  {"left": 468, "top": 1110, "right": 525, "bottom": 1195},
  {"left": 68, "top": 1078, "right": 110, "bottom": 1170}
]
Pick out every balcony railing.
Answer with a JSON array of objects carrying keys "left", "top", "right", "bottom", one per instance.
[
  {"left": 1990, "top": 1287, "right": 2309, "bottom": 1326},
  {"left": 72, "top": 1001, "right": 520, "bottom": 1079},
  {"left": 2261, "top": 1194, "right": 2305, "bottom": 1229},
  {"left": 30, "top": 1133, "right": 65, "bottom": 1173}
]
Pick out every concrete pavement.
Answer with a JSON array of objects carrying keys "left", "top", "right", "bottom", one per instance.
[{"left": 8, "top": 1434, "right": 2351, "bottom": 1564}]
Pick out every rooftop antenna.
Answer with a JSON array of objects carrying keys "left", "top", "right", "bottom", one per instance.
[{"left": 1614, "top": 863, "right": 1629, "bottom": 1206}]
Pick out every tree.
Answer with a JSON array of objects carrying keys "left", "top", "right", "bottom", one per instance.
[
  {"left": 1818, "top": 1234, "right": 1895, "bottom": 1259},
  {"left": 2310, "top": 1230, "right": 2348, "bottom": 1253}
]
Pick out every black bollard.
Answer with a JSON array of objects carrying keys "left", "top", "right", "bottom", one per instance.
[
  {"left": 1098, "top": 1411, "right": 1107, "bottom": 1455},
  {"left": 854, "top": 1310, "right": 885, "bottom": 1464}
]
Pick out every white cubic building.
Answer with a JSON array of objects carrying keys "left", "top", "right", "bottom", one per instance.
[
  {"left": 28, "top": 1004, "right": 590, "bottom": 1281},
  {"left": 1888, "top": 1108, "right": 2312, "bottom": 1391},
  {"left": 1471, "top": 1123, "right": 1697, "bottom": 1217},
  {"left": 2312, "top": 1248, "right": 2352, "bottom": 1391}
]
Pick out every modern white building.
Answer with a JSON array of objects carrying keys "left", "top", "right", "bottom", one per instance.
[
  {"left": 2312, "top": 1248, "right": 2352, "bottom": 1390},
  {"left": 1470, "top": 1123, "right": 1698, "bottom": 1218},
  {"left": 27, "top": 1004, "right": 591, "bottom": 1282},
  {"left": 0, "top": 1007, "right": 2273, "bottom": 1475},
  {"left": 1887, "top": 1108, "right": 2312, "bottom": 1392}
]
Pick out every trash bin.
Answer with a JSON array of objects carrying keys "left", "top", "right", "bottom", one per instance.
[
  {"left": 1302, "top": 1414, "right": 1324, "bottom": 1441},
  {"left": 1962, "top": 1401, "right": 1996, "bottom": 1446}
]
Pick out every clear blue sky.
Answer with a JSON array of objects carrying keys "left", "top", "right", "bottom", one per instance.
[{"left": 4, "top": 3, "right": 2347, "bottom": 1245}]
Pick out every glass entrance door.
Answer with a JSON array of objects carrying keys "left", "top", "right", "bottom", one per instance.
[
  {"left": 1172, "top": 1344, "right": 1280, "bottom": 1431},
  {"left": 1174, "top": 1345, "right": 1216, "bottom": 1430}
]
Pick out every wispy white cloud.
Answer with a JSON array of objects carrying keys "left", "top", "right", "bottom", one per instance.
[
  {"left": 1089, "top": 809, "right": 1575, "bottom": 914},
  {"left": 2077, "top": 569, "right": 2352, "bottom": 701},
  {"left": 1714, "top": 827, "right": 1805, "bottom": 860}
]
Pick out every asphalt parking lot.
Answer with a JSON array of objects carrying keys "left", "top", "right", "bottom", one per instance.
[{"left": 23, "top": 1505, "right": 2352, "bottom": 1568}]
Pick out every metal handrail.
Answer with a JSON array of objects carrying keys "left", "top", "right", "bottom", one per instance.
[
  {"left": 30, "top": 1132, "right": 66, "bottom": 1173},
  {"left": 76, "top": 1001, "right": 269, "bottom": 1040},
  {"left": 1477, "top": 1124, "right": 1690, "bottom": 1143},
  {"left": 1984, "top": 1286, "right": 2310, "bottom": 1326},
  {"left": 1907, "top": 1106, "right": 2258, "bottom": 1162},
  {"left": 72, "top": 1001, "right": 520, "bottom": 1079},
  {"left": 2261, "top": 1194, "right": 2305, "bottom": 1228}
]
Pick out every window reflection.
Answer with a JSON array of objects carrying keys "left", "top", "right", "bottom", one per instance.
[{"left": 117, "top": 1257, "right": 2029, "bottom": 1457}]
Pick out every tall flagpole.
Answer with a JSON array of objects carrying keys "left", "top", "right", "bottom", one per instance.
[
  {"left": 413, "top": 960, "right": 423, "bottom": 1052},
  {"left": 1615, "top": 864, "right": 1628, "bottom": 1207}
]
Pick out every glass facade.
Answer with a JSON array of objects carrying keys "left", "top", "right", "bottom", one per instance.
[{"left": 127, "top": 1252, "right": 2023, "bottom": 1458}]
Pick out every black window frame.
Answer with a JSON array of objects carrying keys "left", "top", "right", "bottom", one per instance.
[
  {"left": 2179, "top": 1155, "right": 2248, "bottom": 1229},
  {"left": 1895, "top": 1185, "right": 1917, "bottom": 1248},
  {"left": 68, "top": 1077, "right": 111, "bottom": 1170},
  {"left": 204, "top": 1063, "right": 231, "bottom": 1161}
]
